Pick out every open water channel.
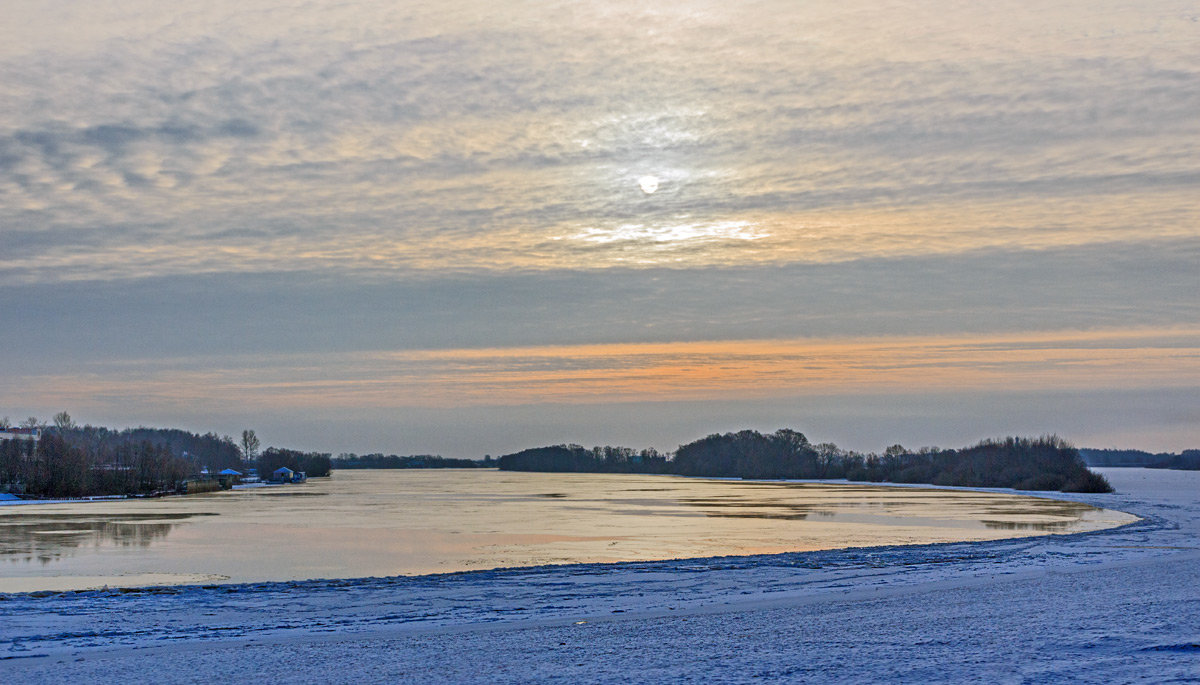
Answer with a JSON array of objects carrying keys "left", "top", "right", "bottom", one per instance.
[{"left": 0, "top": 470, "right": 1136, "bottom": 593}]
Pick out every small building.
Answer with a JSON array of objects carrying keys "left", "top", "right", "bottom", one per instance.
[
  {"left": 270, "top": 467, "right": 308, "bottom": 484},
  {"left": 217, "top": 468, "right": 243, "bottom": 488},
  {"left": 180, "top": 478, "right": 223, "bottom": 495},
  {"left": 0, "top": 427, "right": 41, "bottom": 442}
]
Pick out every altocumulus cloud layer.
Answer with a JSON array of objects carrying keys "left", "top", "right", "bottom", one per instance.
[{"left": 2, "top": 0, "right": 1198, "bottom": 454}]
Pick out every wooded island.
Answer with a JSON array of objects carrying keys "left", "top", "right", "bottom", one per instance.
[{"left": 498, "top": 430, "right": 1113, "bottom": 493}]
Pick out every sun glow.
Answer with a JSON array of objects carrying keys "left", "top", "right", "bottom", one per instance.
[
  {"left": 573, "top": 220, "right": 766, "bottom": 245},
  {"left": 638, "top": 175, "right": 660, "bottom": 194}
]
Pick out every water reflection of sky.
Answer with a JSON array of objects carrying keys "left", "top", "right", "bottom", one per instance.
[
  {"left": 0, "top": 513, "right": 212, "bottom": 565},
  {"left": 0, "top": 472, "right": 1137, "bottom": 592}
]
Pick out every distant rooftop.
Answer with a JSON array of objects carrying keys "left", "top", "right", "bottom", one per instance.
[{"left": 0, "top": 428, "right": 41, "bottom": 440}]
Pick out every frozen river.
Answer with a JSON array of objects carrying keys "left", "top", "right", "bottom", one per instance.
[
  {"left": 1, "top": 469, "right": 1194, "bottom": 682},
  {"left": 0, "top": 470, "right": 1133, "bottom": 592}
]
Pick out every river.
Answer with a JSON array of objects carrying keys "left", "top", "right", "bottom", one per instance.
[{"left": 0, "top": 470, "right": 1136, "bottom": 593}]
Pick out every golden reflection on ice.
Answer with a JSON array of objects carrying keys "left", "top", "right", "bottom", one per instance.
[{"left": 0, "top": 471, "right": 1136, "bottom": 593}]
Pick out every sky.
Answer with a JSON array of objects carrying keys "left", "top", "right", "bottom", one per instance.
[{"left": 2, "top": 0, "right": 1198, "bottom": 457}]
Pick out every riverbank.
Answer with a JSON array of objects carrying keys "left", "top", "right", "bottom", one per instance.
[
  {"left": 0, "top": 493, "right": 131, "bottom": 506},
  {"left": 1, "top": 468, "right": 1195, "bottom": 682},
  {"left": 0, "top": 482, "right": 281, "bottom": 507}
]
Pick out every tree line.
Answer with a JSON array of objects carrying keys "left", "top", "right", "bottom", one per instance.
[
  {"left": 0, "top": 413, "right": 331, "bottom": 498},
  {"left": 498, "top": 445, "right": 670, "bottom": 474},
  {"left": 498, "top": 430, "right": 1113, "bottom": 493},
  {"left": 1080, "top": 448, "right": 1200, "bottom": 470},
  {"left": 332, "top": 453, "right": 488, "bottom": 469},
  {"left": 1, "top": 432, "right": 192, "bottom": 498},
  {"left": 1151, "top": 450, "right": 1200, "bottom": 470},
  {"left": 55, "top": 424, "right": 244, "bottom": 472},
  {"left": 258, "top": 447, "right": 332, "bottom": 478}
]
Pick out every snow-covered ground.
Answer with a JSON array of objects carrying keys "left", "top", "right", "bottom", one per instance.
[
  {"left": 0, "top": 493, "right": 129, "bottom": 506},
  {"left": 1, "top": 468, "right": 1197, "bottom": 683}
]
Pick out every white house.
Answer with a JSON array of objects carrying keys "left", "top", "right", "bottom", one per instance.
[{"left": 0, "top": 427, "right": 41, "bottom": 442}]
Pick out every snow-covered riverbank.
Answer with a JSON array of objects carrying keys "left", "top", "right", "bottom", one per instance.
[
  {"left": 0, "top": 482, "right": 284, "bottom": 508},
  {"left": 2, "top": 468, "right": 1196, "bottom": 683}
]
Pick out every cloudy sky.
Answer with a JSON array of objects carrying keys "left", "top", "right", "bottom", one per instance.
[{"left": 3, "top": 0, "right": 1198, "bottom": 456}]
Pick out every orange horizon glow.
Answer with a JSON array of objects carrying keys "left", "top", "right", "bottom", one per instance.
[{"left": 12, "top": 326, "right": 1200, "bottom": 413}]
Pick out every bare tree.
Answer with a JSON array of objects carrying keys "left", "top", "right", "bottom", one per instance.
[
  {"left": 53, "top": 411, "right": 76, "bottom": 431},
  {"left": 241, "top": 429, "right": 261, "bottom": 465}
]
